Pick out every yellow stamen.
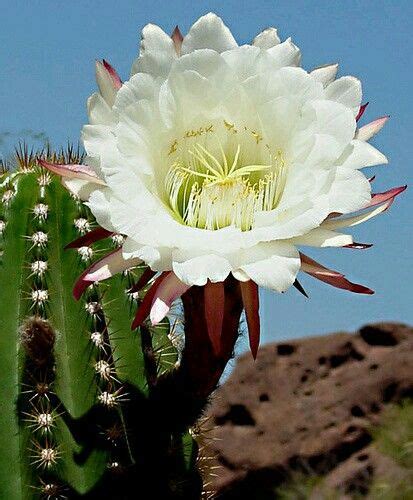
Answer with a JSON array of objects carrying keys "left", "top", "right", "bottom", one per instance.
[{"left": 164, "top": 121, "right": 288, "bottom": 231}]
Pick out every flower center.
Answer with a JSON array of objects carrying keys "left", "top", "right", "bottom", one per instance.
[{"left": 164, "top": 121, "right": 287, "bottom": 231}]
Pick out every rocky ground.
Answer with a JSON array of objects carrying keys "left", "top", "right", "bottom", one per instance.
[{"left": 201, "top": 323, "right": 413, "bottom": 498}]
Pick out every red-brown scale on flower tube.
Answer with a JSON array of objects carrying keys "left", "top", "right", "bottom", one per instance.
[
  {"left": 144, "top": 276, "right": 245, "bottom": 433},
  {"left": 64, "top": 227, "right": 114, "bottom": 249},
  {"left": 178, "top": 276, "right": 244, "bottom": 398}
]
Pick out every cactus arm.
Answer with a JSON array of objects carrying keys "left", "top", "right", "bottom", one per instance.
[
  {"left": 44, "top": 178, "right": 97, "bottom": 418},
  {"left": 44, "top": 178, "right": 109, "bottom": 491},
  {"left": 0, "top": 174, "right": 39, "bottom": 500}
]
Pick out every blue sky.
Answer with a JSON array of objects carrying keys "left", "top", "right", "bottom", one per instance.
[{"left": 1, "top": 0, "right": 412, "bottom": 345}]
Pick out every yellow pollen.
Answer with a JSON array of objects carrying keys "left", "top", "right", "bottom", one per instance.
[
  {"left": 168, "top": 140, "right": 178, "bottom": 156},
  {"left": 251, "top": 131, "right": 263, "bottom": 144},
  {"left": 223, "top": 120, "right": 237, "bottom": 133}
]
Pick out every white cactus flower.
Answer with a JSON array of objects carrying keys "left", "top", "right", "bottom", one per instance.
[{"left": 41, "top": 13, "right": 404, "bottom": 357}]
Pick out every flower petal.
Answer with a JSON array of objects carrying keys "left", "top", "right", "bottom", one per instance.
[
  {"left": 355, "top": 116, "right": 389, "bottom": 142},
  {"left": 300, "top": 253, "right": 374, "bottom": 295},
  {"left": 325, "top": 76, "right": 362, "bottom": 115},
  {"left": 323, "top": 192, "right": 403, "bottom": 230},
  {"left": 344, "top": 242, "right": 373, "bottom": 249},
  {"left": 301, "top": 99, "right": 356, "bottom": 149},
  {"left": 150, "top": 273, "right": 191, "bottom": 325},
  {"left": 73, "top": 249, "right": 141, "bottom": 300},
  {"left": 87, "top": 92, "right": 114, "bottom": 125},
  {"left": 95, "top": 60, "right": 121, "bottom": 107},
  {"left": 310, "top": 63, "right": 338, "bottom": 87},
  {"left": 240, "top": 281, "right": 260, "bottom": 359},
  {"left": 291, "top": 228, "right": 353, "bottom": 248},
  {"left": 181, "top": 13, "right": 237, "bottom": 55},
  {"left": 38, "top": 159, "right": 106, "bottom": 185},
  {"left": 61, "top": 178, "right": 100, "bottom": 201},
  {"left": 85, "top": 188, "right": 116, "bottom": 232},
  {"left": 252, "top": 27, "right": 280, "bottom": 49},
  {"left": 365, "top": 185, "right": 407, "bottom": 209},
  {"left": 267, "top": 38, "right": 301, "bottom": 69},
  {"left": 102, "top": 59, "right": 122, "bottom": 88},
  {"left": 327, "top": 166, "right": 371, "bottom": 215},
  {"left": 204, "top": 281, "right": 225, "bottom": 355},
  {"left": 131, "top": 272, "right": 170, "bottom": 329},
  {"left": 131, "top": 23, "right": 177, "bottom": 79},
  {"left": 171, "top": 25, "right": 183, "bottom": 54},
  {"left": 299, "top": 253, "right": 343, "bottom": 277},
  {"left": 172, "top": 253, "right": 232, "bottom": 286},
  {"left": 338, "top": 140, "right": 388, "bottom": 170},
  {"left": 239, "top": 243, "right": 300, "bottom": 292},
  {"left": 356, "top": 102, "right": 369, "bottom": 121}
]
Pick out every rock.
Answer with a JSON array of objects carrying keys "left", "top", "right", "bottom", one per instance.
[{"left": 203, "top": 323, "right": 413, "bottom": 497}]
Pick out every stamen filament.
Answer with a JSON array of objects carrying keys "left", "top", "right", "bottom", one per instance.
[{"left": 164, "top": 123, "right": 287, "bottom": 231}]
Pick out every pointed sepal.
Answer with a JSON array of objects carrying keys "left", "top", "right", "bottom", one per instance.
[
  {"left": 240, "top": 280, "right": 261, "bottom": 359},
  {"left": 204, "top": 281, "right": 225, "bottom": 356}
]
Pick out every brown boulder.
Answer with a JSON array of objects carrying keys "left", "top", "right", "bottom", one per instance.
[{"left": 203, "top": 323, "right": 413, "bottom": 497}]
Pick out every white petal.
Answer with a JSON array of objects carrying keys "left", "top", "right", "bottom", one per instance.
[
  {"left": 113, "top": 73, "right": 157, "bottom": 114},
  {"left": 290, "top": 228, "right": 353, "bottom": 247},
  {"left": 172, "top": 253, "right": 232, "bottom": 286},
  {"left": 327, "top": 166, "right": 371, "bottom": 214},
  {"left": 130, "top": 23, "right": 177, "bottom": 79},
  {"left": 245, "top": 66, "right": 323, "bottom": 110},
  {"left": 85, "top": 188, "right": 116, "bottom": 232},
  {"left": 252, "top": 27, "right": 280, "bottom": 49},
  {"left": 239, "top": 242, "right": 300, "bottom": 292},
  {"left": 221, "top": 45, "right": 262, "bottom": 83},
  {"left": 150, "top": 298, "right": 170, "bottom": 326},
  {"left": 150, "top": 273, "right": 190, "bottom": 325},
  {"left": 62, "top": 178, "right": 100, "bottom": 202},
  {"left": 85, "top": 250, "right": 141, "bottom": 283},
  {"left": 232, "top": 269, "right": 250, "bottom": 282},
  {"left": 310, "top": 63, "right": 338, "bottom": 87},
  {"left": 87, "top": 93, "right": 114, "bottom": 126},
  {"left": 338, "top": 140, "right": 388, "bottom": 169},
  {"left": 289, "top": 133, "right": 342, "bottom": 166},
  {"left": 81, "top": 124, "right": 115, "bottom": 159},
  {"left": 165, "top": 49, "right": 238, "bottom": 121},
  {"left": 300, "top": 99, "right": 356, "bottom": 149},
  {"left": 322, "top": 201, "right": 392, "bottom": 230},
  {"left": 355, "top": 116, "right": 389, "bottom": 142},
  {"left": 267, "top": 38, "right": 301, "bottom": 69},
  {"left": 122, "top": 237, "right": 172, "bottom": 271},
  {"left": 95, "top": 61, "right": 118, "bottom": 107},
  {"left": 181, "top": 13, "right": 237, "bottom": 55},
  {"left": 259, "top": 96, "right": 301, "bottom": 150},
  {"left": 324, "top": 76, "right": 362, "bottom": 115}
]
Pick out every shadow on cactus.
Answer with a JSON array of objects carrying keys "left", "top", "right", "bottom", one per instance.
[{"left": 0, "top": 146, "right": 231, "bottom": 499}]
